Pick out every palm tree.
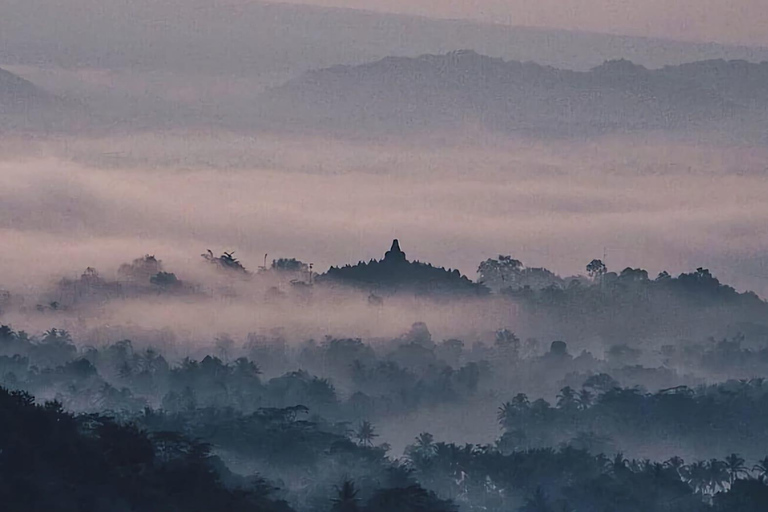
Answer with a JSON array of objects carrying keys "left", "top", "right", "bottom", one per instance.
[
  {"left": 595, "top": 453, "right": 611, "bottom": 472},
  {"left": 577, "top": 388, "right": 594, "bottom": 410},
  {"left": 611, "top": 452, "right": 628, "bottom": 474},
  {"left": 331, "top": 480, "right": 360, "bottom": 512},
  {"left": 752, "top": 456, "right": 768, "bottom": 481},
  {"left": 724, "top": 453, "right": 748, "bottom": 484},
  {"left": 497, "top": 394, "right": 529, "bottom": 428},
  {"left": 413, "top": 432, "right": 436, "bottom": 458},
  {"left": 706, "top": 459, "right": 728, "bottom": 493},
  {"left": 497, "top": 402, "right": 514, "bottom": 429},
  {"left": 406, "top": 432, "right": 438, "bottom": 471},
  {"left": 684, "top": 461, "right": 709, "bottom": 494},
  {"left": 664, "top": 456, "right": 686, "bottom": 479},
  {"left": 42, "top": 328, "right": 72, "bottom": 344},
  {"left": 354, "top": 420, "right": 378, "bottom": 447}
]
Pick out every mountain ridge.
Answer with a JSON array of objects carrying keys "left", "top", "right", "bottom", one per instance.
[
  {"left": 258, "top": 51, "right": 768, "bottom": 137},
  {"left": 0, "top": 66, "right": 52, "bottom": 109},
  {"left": 0, "top": 66, "right": 87, "bottom": 133},
  {"left": 4, "top": 0, "right": 768, "bottom": 74}
]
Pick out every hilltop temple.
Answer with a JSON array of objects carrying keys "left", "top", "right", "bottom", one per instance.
[
  {"left": 383, "top": 239, "right": 407, "bottom": 263},
  {"left": 322, "top": 239, "right": 486, "bottom": 296}
]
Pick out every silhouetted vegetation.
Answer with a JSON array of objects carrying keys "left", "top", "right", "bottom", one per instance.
[
  {"left": 3, "top": 247, "right": 768, "bottom": 511},
  {"left": 0, "top": 386, "right": 293, "bottom": 512}
]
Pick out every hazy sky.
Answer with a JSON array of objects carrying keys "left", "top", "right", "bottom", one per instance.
[{"left": 279, "top": 0, "right": 768, "bottom": 47}]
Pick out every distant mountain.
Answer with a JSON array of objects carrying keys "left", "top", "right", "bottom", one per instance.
[
  {"left": 0, "top": 66, "right": 85, "bottom": 133},
  {"left": 259, "top": 52, "right": 768, "bottom": 137},
  {"left": 0, "top": 67, "right": 51, "bottom": 111},
  {"left": 4, "top": 0, "right": 768, "bottom": 134}
]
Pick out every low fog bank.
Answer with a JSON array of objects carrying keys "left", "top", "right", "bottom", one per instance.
[
  {"left": 2, "top": 131, "right": 768, "bottom": 294},
  {"left": 3, "top": 132, "right": 768, "bottom": 377},
  {"left": 3, "top": 132, "right": 768, "bottom": 393},
  {"left": 3, "top": 130, "right": 768, "bottom": 359}
]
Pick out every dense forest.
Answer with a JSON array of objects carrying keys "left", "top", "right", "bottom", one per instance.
[{"left": 2, "top": 242, "right": 768, "bottom": 511}]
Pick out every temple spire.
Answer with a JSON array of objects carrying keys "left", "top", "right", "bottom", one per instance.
[{"left": 384, "top": 239, "right": 407, "bottom": 263}]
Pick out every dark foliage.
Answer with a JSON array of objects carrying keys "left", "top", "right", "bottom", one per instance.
[{"left": 0, "top": 387, "right": 293, "bottom": 512}]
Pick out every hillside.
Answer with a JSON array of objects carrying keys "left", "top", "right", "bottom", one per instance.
[
  {"left": 259, "top": 52, "right": 768, "bottom": 137},
  {"left": 4, "top": 0, "right": 768, "bottom": 133},
  {"left": 0, "top": 67, "right": 51, "bottom": 111},
  {"left": 0, "top": 66, "right": 80, "bottom": 132}
]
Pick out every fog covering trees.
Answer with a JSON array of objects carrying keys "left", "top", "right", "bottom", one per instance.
[
  {"left": 2, "top": 244, "right": 768, "bottom": 511},
  {"left": 3, "top": 2, "right": 768, "bottom": 508}
]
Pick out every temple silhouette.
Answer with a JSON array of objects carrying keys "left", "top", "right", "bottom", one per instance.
[
  {"left": 383, "top": 239, "right": 407, "bottom": 263},
  {"left": 322, "top": 239, "right": 487, "bottom": 296}
]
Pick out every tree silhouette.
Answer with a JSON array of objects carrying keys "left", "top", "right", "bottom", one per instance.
[
  {"left": 752, "top": 456, "right": 768, "bottom": 481},
  {"left": 331, "top": 480, "right": 361, "bottom": 512},
  {"left": 724, "top": 454, "right": 748, "bottom": 484},
  {"left": 586, "top": 259, "right": 607, "bottom": 280},
  {"left": 664, "top": 456, "right": 686, "bottom": 477},
  {"left": 556, "top": 386, "right": 578, "bottom": 410},
  {"left": 707, "top": 459, "right": 729, "bottom": 493},
  {"left": 271, "top": 258, "right": 309, "bottom": 273},
  {"left": 576, "top": 389, "right": 594, "bottom": 410},
  {"left": 150, "top": 271, "right": 180, "bottom": 288},
  {"left": 354, "top": 420, "right": 378, "bottom": 447},
  {"left": 202, "top": 250, "right": 249, "bottom": 274},
  {"left": 406, "top": 432, "right": 438, "bottom": 468}
]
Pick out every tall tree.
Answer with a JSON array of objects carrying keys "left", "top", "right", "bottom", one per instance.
[
  {"left": 354, "top": 420, "right": 378, "bottom": 447},
  {"left": 331, "top": 480, "right": 360, "bottom": 512},
  {"left": 725, "top": 454, "right": 748, "bottom": 484},
  {"left": 586, "top": 259, "right": 607, "bottom": 280}
]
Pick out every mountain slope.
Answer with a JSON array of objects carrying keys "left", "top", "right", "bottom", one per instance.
[
  {"left": 0, "top": 66, "right": 51, "bottom": 112},
  {"left": 4, "top": 1, "right": 768, "bottom": 134},
  {"left": 259, "top": 52, "right": 768, "bottom": 137},
  {"left": 0, "top": 66, "right": 84, "bottom": 133}
]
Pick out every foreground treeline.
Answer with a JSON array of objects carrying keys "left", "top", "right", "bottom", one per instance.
[
  {"left": 3, "top": 324, "right": 768, "bottom": 512},
  {"left": 3, "top": 324, "right": 768, "bottom": 461},
  {"left": 0, "top": 387, "right": 293, "bottom": 512},
  {"left": 0, "top": 386, "right": 451, "bottom": 512},
  {"left": 3, "top": 386, "right": 768, "bottom": 512},
  {"left": 4, "top": 251, "right": 768, "bottom": 511}
]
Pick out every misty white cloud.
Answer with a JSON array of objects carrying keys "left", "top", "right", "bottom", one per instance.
[{"left": 1, "top": 131, "right": 768, "bottom": 296}]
